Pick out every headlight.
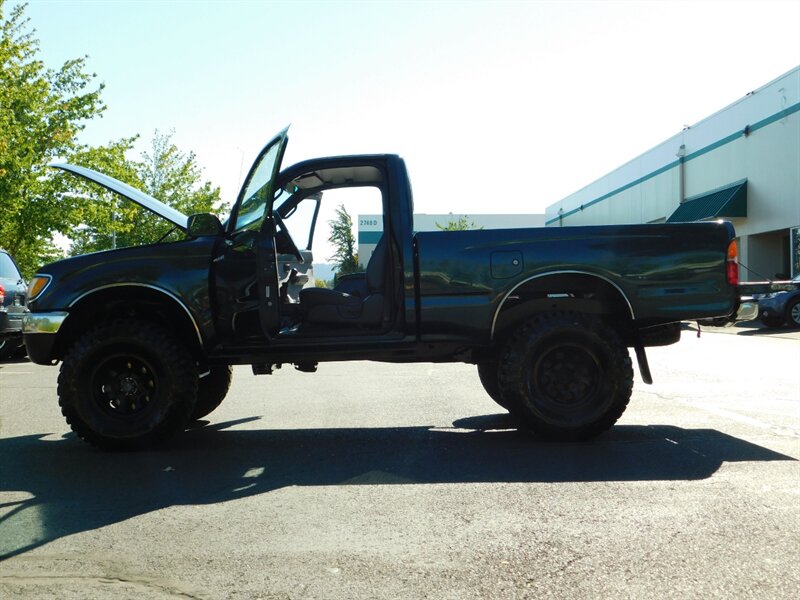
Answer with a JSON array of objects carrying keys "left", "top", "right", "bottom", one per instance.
[{"left": 27, "top": 275, "right": 52, "bottom": 301}]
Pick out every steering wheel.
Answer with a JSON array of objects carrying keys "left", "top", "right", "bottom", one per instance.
[{"left": 273, "top": 213, "right": 304, "bottom": 262}]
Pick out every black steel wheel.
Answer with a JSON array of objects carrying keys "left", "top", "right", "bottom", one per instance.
[
  {"left": 192, "top": 365, "right": 233, "bottom": 420},
  {"left": 58, "top": 319, "right": 198, "bottom": 450},
  {"left": 498, "top": 312, "right": 633, "bottom": 441}
]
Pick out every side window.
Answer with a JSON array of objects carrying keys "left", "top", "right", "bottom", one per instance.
[
  {"left": 313, "top": 186, "right": 384, "bottom": 271},
  {"left": 277, "top": 164, "right": 387, "bottom": 286}
]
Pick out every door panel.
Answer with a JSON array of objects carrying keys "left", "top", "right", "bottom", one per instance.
[
  {"left": 211, "top": 232, "right": 261, "bottom": 341},
  {"left": 256, "top": 216, "right": 282, "bottom": 336}
]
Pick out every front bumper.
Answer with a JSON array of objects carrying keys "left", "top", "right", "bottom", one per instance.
[{"left": 22, "top": 311, "right": 68, "bottom": 364}]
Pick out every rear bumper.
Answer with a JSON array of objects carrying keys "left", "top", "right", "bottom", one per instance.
[
  {"left": 22, "top": 311, "right": 68, "bottom": 364},
  {"left": 0, "top": 309, "right": 24, "bottom": 338},
  {"left": 698, "top": 298, "right": 758, "bottom": 327},
  {"left": 735, "top": 299, "right": 758, "bottom": 322}
]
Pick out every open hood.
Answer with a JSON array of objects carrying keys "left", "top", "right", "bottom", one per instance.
[{"left": 50, "top": 163, "right": 189, "bottom": 231}]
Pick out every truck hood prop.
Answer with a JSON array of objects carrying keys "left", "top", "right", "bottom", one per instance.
[{"left": 50, "top": 163, "right": 190, "bottom": 231}]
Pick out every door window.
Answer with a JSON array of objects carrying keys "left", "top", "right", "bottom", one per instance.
[{"left": 230, "top": 129, "right": 288, "bottom": 235}]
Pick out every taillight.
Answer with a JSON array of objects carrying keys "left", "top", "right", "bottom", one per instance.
[
  {"left": 726, "top": 240, "right": 739, "bottom": 286},
  {"left": 0, "top": 284, "right": 5, "bottom": 304}
]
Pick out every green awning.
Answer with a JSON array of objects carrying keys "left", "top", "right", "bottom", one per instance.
[{"left": 667, "top": 179, "right": 747, "bottom": 223}]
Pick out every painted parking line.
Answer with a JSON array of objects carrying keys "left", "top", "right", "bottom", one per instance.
[{"left": 679, "top": 399, "right": 800, "bottom": 438}]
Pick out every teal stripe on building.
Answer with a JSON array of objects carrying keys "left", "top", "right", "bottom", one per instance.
[
  {"left": 358, "top": 231, "right": 383, "bottom": 244},
  {"left": 546, "top": 101, "right": 800, "bottom": 226}
]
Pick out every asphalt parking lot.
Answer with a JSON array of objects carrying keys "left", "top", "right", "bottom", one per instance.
[{"left": 1, "top": 323, "right": 798, "bottom": 599}]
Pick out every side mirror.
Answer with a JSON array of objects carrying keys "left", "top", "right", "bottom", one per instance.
[{"left": 187, "top": 213, "right": 224, "bottom": 237}]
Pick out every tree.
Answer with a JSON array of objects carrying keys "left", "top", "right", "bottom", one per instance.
[
  {"left": 0, "top": 1, "right": 107, "bottom": 276},
  {"left": 435, "top": 215, "right": 482, "bottom": 231},
  {"left": 327, "top": 204, "right": 361, "bottom": 279},
  {"left": 139, "top": 130, "right": 221, "bottom": 216},
  {"left": 0, "top": 5, "right": 220, "bottom": 274},
  {"left": 57, "top": 136, "right": 142, "bottom": 256},
  {"left": 65, "top": 130, "right": 223, "bottom": 255}
]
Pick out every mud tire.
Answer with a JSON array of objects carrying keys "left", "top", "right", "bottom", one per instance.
[
  {"left": 58, "top": 319, "right": 198, "bottom": 450},
  {"left": 477, "top": 361, "right": 515, "bottom": 411},
  {"left": 192, "top": 365, "right": 233, "bottom": 420},
  {"left": 498, "top": 312, "right": 633, "bottom": 441}
]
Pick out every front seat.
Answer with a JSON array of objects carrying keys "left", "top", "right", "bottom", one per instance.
[{"left": 299, "top": 235, "right": 387, "bottom": 326}]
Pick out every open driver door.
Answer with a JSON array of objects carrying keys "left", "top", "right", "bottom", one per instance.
[{"left": 225, "top": 127, "right": 289, "bottom": 338}]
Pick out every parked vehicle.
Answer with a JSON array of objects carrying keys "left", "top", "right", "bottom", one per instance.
[
  {"left": 0, "top": 249, "right": 27, "bottom": 360},
  {"left": 752, "top": 274, "right": 800, "bottom": 328},
  {"left": 23, "top": 128, "right": 755, "bottom": 449}
]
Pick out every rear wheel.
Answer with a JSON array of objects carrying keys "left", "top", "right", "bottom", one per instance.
[
  {"left": 498, "top": 312, "right": 633, "bottom": 441},
  {"left": 58, "top": 319, "right": 198, "bottom": 450},
  {"left": 477, "top": 361, "right": 515, "bottom": 411}
]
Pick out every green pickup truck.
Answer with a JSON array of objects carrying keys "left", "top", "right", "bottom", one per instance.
[{"left": 23, "top": 129, "right": 756, "bottom": 449}]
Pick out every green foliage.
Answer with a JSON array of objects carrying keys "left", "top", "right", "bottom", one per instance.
[
  {"left": 59, "top": 136, "right": 142, "bottom": 256},
  {"left": 0, "top": 1, "right": 106, "bottom": 276},
  {"left": 314, "top": 279, "right": 328, "bottom": 288},
  {"left": 66, "top": 130, "right": 223, "bottom": 256},
  {"left": 435, "top": 215, "right": 482, "bottom": 231},
  {"left": 0, "top": 3, "right": 223, "bottom": 275},
  {"left": 327, "top": 203, "right": 362, "bottom": 279}
]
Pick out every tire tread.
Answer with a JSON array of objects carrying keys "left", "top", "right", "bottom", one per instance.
[
  {"left": 497, "top": 312, "right": 633, "bottom": 440},
  {"left": 57, "top": 319, "right": 198, "bottom": 450}
]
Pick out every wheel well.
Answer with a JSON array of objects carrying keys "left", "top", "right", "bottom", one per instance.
[
  {"left": 54, "top": 287, "right": 204, "bottom": 361},
  {"left": 491, "top": 273, "right": 635, "bottom": 346}
]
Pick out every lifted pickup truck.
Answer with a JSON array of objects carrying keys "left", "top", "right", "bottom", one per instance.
[{"left": 23, "top": 129, "right": 753, "bottom": 449}]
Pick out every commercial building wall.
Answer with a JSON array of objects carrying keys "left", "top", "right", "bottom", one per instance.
[{"left": 545, "top": 67, "right": 800, "bottom": 279}]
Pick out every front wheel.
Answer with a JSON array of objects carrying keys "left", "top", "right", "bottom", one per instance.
[
  {"left": 786, "top": 298, "right": 800, "bottom": 329},
  {"left": 498, "top": 312, "right": 633, "bottom": 441},
  {"left": 58, "top": 319, "right": 198, "bottom": 450},
  {"left": 0, "top": 338, "right": 23, "bottom": 361},
  {"left": 192, "top": 365, "right": 233, "bottom": 420}
]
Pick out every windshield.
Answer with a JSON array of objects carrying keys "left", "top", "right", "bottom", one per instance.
[{"left": 0, "top": 253, "right": 21, "bottom": 279}]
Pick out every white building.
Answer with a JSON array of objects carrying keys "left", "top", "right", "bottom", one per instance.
[
  {"left": 357, "top": 213, "right": 545, "bottom": 266},
  {"left": 545, "top": 66, "right": 800, "bottom": 280}
]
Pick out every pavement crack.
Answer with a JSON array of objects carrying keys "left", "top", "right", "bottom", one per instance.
[{"left": 0, "top": 574, "right": 204, "bottom": 599}]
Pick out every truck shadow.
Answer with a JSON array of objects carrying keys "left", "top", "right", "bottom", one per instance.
[
  {"left": 0, "top": 418, "right": 793, "bottom": 560},
  {"left": 735, "top": 326, "right": 799, "bottom": 337}
]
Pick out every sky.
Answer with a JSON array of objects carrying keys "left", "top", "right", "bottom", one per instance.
[{"left": 9, "top": 0, "right": 800, "bottom": 220}]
